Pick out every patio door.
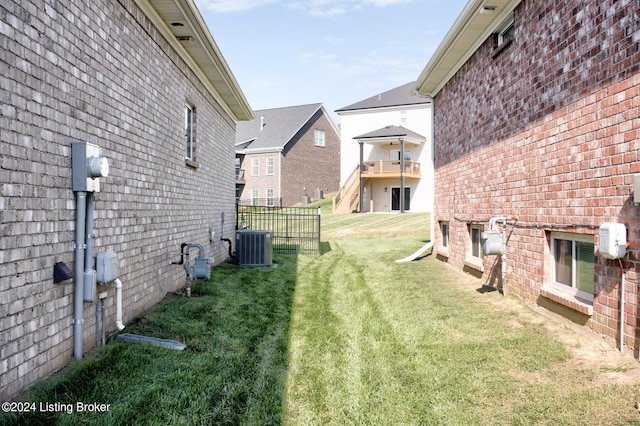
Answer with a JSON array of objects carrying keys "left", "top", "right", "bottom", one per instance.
[{"left": 391, "top": 187, "right": 410, "bottom": 211}]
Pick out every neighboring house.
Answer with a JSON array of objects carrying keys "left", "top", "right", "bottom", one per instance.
[
  {"left": 1, "top": 0, "right": 252, "bottom": 400},
  {"left": 413, "top": 0, "right": 640, "bottom": 351},
  {"left": 235, "top": 104, "right": 340, "bottom": 207},
  {"left": 334, "top": 82, "right": 433, "bottom": 214}
]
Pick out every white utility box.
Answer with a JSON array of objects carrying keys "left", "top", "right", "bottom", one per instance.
[
  {"left": 599, "top": 222, "right": 626, "bottom": 259},
  {"left": 97, "top": 250, "right": 119, "bottom": 283},
  {"left": 481, "top": 230, "right": 503, "bottom": 255}
]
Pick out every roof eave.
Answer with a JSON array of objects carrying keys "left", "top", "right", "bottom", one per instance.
[
  {"left": 413, "top": 0, "right": 522, "bottom": 98},
  {"left": 355, "top": 136, "right": 425, "bottom": 146},
  {"left": 139, "top": 0, "right": 254, "bottom": 121}
]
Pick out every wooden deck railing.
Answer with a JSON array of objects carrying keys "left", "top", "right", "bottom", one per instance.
[{"left": 361, "top": 160, "right": 421, "bottom": 178}]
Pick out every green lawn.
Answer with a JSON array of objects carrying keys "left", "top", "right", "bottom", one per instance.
[{"left": 3, "top": 206, "right": 640, "bottom": 425}]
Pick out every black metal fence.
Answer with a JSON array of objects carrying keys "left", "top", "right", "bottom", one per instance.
[{"left": 236, "top": 204, "right": 321, "bottom": 255}]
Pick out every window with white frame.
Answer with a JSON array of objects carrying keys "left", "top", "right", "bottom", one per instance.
[
  {"left": 496, "top": 12, "right": 514, "bottom": 46},
  {"left": 551, "top": 232, "right": 595, "bottom": 302},
  {"left": 266, "top": 188, "right": 274, "bottom": 207},
  {"left": 470, "top": 225, "right": 484, "bottom": 259},
  {"left": 251, "top": 188, "right": 259, "bottom": 206},
  {"left": 266, "top": 156, "right": 274, "bottom": 175},
  {"left": 400, "top": 110, "right": 407, "bottom": 125},
  {"left": 440, "top": 222, "right": 449, "bottom": 248},
  {"left": 314, "top": 129, "right": 325, "bottom": 147},
  {"left": 251, "top": 158, "right": 259, "bottom": 176},
  {"left": 185, "top": 104, "right": 195, "bottom": 161}
]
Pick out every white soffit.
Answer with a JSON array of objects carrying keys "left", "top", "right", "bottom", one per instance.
[{"left": 413, "top": 0, "right": 522, "bottom": 98}]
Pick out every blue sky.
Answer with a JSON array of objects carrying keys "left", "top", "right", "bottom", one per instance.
[{"left": 194, "top": 0, "right": 468, "bottom": 124}]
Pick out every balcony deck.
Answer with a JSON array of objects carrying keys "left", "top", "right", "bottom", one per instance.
[{"left": 360, "top": 160, "right": 421, "bottom": 179}]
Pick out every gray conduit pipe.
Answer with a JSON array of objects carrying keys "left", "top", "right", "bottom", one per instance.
[
  {"left": 84, "top": 193, "right": 95, "bottom": 290},
  {"left": 620, "top": 265, "right": 625, "bottom": 354},
  {"left": 73, "top": 191, "right": 86, "bottom": 360}
]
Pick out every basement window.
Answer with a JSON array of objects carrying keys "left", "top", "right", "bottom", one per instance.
[
  {"left": 550, "top": 232, "right": 595, "bottom": 303},
  {"left": 470, "top": 225, "right": 484, "bottom": 259},
  {"left": 437, "top": 221, "right": 450, "bottom": 258},
  {"left": 463, "top": 224, "right": 484, "bottom": 272},
  {"left": 440, "top": 222, "right": 449, "bottom": 249}
]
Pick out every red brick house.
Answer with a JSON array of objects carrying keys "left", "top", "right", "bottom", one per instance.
[
  {"left": 235, "top": 104, "right": 340, "bottom": 207},
  {"left": 413, "top": 0, "right": 640, "bottom": 353}
]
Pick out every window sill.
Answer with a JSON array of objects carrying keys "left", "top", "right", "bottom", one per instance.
[
  {"left": 491, "top": 37, "right": 513, "bottom": 58},
  {"left": 540, "top": 288, "right": 593, "bottom": 316},
  {"left": 436, "top": 247, "right": 449, "bottom": 258},
  {"left": 464, "top": 257, "right": 484, "bottom": 273},
  {"left": 185, "top": 158, "right": 199, "bottom": 169}
]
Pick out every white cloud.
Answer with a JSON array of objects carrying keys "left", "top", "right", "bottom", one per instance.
[{"left": 195, "top": 0, "right": 278, "bottom": 13}]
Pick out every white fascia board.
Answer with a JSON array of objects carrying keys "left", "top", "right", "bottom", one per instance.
[
  {"left": 414, "top": 0, "right": 522, "bottom": 97},
  {"left": 243, "top": 147, "right": 284, "bottom": 154}
]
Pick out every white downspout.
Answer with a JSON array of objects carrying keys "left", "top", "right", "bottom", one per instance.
[
  {"left": 115, "top": 278, "right": 125, "bottom": 331},
  {"left": 426, "top": 97, "right": 435, "bottom": 244}
]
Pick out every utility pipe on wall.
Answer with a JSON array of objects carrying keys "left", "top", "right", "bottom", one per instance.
[
  {"left": 73, "top": 191, "right": 86, "bottom": 360},
  {"left": 115, "top": 278, "right": 125, "bottom": 331},
  {"left": 618, "top": 258, "right": 626, "bottom": 354}
]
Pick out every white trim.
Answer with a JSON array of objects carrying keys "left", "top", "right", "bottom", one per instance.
[
  {"left": 134, "top": 0, "right": 253, "bottom": 121},
  {"left": 413, "top": 0, "right": 522, "bottom": 97}
]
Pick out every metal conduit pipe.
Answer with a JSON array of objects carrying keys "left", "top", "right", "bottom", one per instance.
[
  {"left": 73, "top": 191, "right": 87, "bottom": 360},
  {"left": 84, "top": 193, "right": 95, "bottom": 287}
]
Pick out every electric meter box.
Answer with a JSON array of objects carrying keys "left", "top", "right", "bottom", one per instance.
[
  {"left": 481, "top": 230, "right": 503, "bottom": 256},
  {"left": 72, "top": 141, "right": 109, "bottom": 192},
  {"left": 97, "top": 250, "right": 119, "bottom": 284},
  {"left": 599, "top": 222, "right": 626, "bottom": 259}
]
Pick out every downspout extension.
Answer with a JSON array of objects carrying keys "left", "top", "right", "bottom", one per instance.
[{"left": 115, "top": 278, "right": 125, "bottom": 331}]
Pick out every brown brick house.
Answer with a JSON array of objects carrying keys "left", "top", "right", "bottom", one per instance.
[
  {"left": 235, "top": 104, "right": 340, "bottom": 207},
  {"left": 413, "top": 0, "right": 640, "bottom": 353}
]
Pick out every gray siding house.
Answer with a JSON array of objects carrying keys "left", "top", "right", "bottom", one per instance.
[
  {"left": 1, "top": 0, "right": 252, "bottom": 400},
  {"left": 235, "top": 104, "right": 340, "bottom": 207}
]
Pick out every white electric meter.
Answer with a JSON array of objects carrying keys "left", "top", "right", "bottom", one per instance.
[
  {"left": 599, "top": 222, "right": 626, "bottom": 259},
  {"left": 89, "top": 156, "right": 109, "bottom": 178}
]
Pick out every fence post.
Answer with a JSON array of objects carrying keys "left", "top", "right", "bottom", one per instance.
[{"left": 317, "top": 206, "right": 321, "bottom": 255}]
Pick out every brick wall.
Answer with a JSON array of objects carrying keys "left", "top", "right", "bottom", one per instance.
[
  {"left": 1, "top": 0, "right": 238, "bottom": 399},
  {"left": 433, "top": 0, "right": 640, "bottom": 349},
  {"left": 281, "top": 109, "right": 340, "bottom": 206},
  {"left": 240, "top": 152, "right": 281, "bottom": 205}
]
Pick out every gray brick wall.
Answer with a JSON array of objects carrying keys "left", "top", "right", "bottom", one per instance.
[{"left": 1, "top": 0, "right": 238, "bottom": 400}]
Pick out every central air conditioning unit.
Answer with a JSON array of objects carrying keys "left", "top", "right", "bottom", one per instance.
[{"left": 236, "top": 230, "right": 273, "bottom": 266}]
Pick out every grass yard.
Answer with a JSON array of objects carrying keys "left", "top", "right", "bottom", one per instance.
[{"left": 3, "top": 201, "right": 640, "bottom": 425}]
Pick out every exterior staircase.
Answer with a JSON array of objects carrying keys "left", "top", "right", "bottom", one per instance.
[{"left": 333, "top": 165, "right": 361, "bottom": 213}]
